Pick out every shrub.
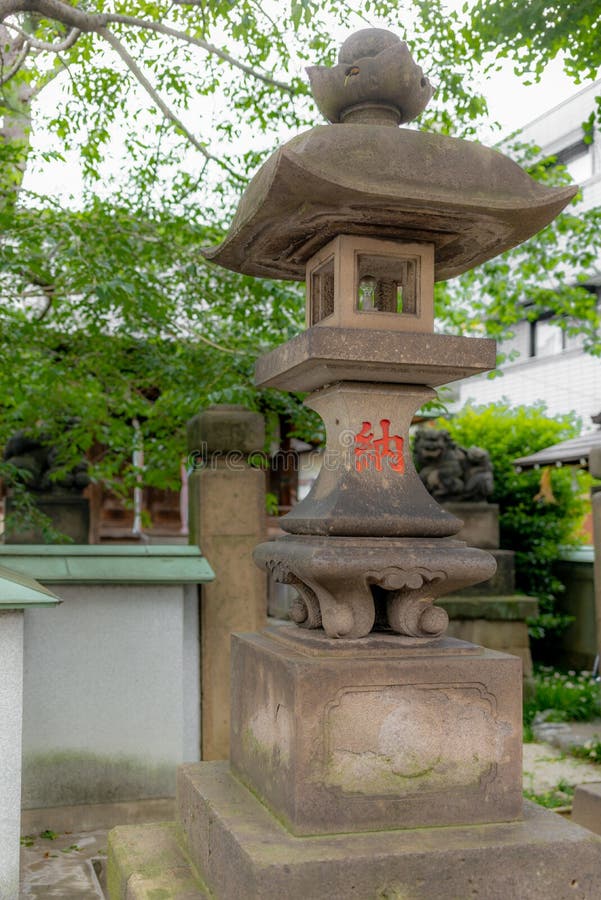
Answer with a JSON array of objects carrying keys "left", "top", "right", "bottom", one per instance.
[{"left": 439, "top": 402, "right": 590, "bottom": 642}]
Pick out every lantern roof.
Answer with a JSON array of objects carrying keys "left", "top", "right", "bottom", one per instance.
[{"left": 203, "top": 29, "right": 576, "bottom": 282}]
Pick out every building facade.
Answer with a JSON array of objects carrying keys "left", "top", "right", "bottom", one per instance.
[{"left": 454, "top": 80, "right": 601, "bottom": 430}]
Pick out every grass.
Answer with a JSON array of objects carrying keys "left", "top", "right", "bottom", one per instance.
[
  {"left": 523, "top": 778, "right": 575, "bottom": 810},
  {"left": 524, "top": 666, "right": 601, "bottom": 728},
  {"left": 522, "top": 666, "right": 601, "bottom": 811},
  {"left": 569, "top": 738, "right": 601, "bottom": 763}
]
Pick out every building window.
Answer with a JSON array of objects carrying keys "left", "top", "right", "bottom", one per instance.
[
  {"left": 533, "top": 319, "right": 564, "bottom": 357},
  {"left": 556, "top": 140, "right": 593, "bottom": 184}
]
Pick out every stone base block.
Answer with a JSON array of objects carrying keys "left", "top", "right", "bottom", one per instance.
[
  {"left": 107, "top": 821, "right": 209, "bottom": 899},
  {"left": 172, "top": 761, "right": 601, "bottom": 900},
  {"left": 5, "top": 494, "right": 90, "bottom": 543},
  {"left": 443, "top": 501, "right": 500, "bottom": 549},
  {"left": 230, "top": 626, "right": 522, "bottom": 835},
  {"left": 444, "top": 605, "right": 535, "bottom": 677},
  {"left": 573, "top": 782, "right": 601, "bottom": 835}
]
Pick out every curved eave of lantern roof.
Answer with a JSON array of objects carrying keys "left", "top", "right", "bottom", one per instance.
[{"left": 203, "top": 125, "right": 577, "bottom": 283}]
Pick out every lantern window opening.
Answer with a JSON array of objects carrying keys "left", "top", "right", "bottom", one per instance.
[
  {"left": 355, "top": 252, "right": 419, "bottom": 318},
  {"left": 310, "top": 255, "right": 335, "bottom": 325}
]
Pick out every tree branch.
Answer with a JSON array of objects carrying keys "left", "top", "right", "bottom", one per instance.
[
  {"left": 99, "top": 27, "right": 244, "bottom": 182},
  {"left": 0, "top": 1, "right": 293, "bottom": 92},
  {"left": 104, "top": 14, "right": 293, "bottom": 93},
  {"left": 0, "top": 38, "right": 30, "bottom": 85},
  {"left": 0, "top": 0, "right": 98, "bottom": 30},
  {"left": 5, "top": 22, "right": 81, "bottom": 52}
]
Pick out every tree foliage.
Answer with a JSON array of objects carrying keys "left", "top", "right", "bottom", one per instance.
[
  {"left": 0, "top": 1, "right": 599, "bottom": 520},
  {"left": 467, "top": 0, "right": 601, "bottom": 84},
  {"left": 0, "top": 0, "right": 489, "bottom": 199},
  {"left": 0, "top": 191, "right": 309, "bottom": 495}
]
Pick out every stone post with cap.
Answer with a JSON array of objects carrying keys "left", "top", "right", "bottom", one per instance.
[{"left": 108, "top": 29, "right": 601, "bottom": 899}]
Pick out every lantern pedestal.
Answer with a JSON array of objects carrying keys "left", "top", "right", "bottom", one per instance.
[
  {"left": 229, "top": 627, "right": 523, "bottom": 834},
  {"left": 108, "top": 626, "right": 601, "bottom": 898}
]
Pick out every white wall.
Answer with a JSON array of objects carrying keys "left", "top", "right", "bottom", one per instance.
[
  {"left": 458, "top": 350, "right": 601, "bottom": 430},
  {"left": 0, "top": 611, "right": 24, "bottom": 900},
  {"left": 21, "top": 583, "right": 200, "bottom": 809}
]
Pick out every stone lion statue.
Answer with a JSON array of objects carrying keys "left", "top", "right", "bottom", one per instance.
[
  {"left": 3, "top": 430, "right": 90, "bottom": 494},
  {"left": 413, "top": 428, "right": 493, "bottom": 503}
]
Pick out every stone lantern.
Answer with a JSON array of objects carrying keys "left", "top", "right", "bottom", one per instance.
[
  {"left": 108, "top": 29, "right": 601, "bottom": 899},
  {"left": 207, "top": 28, "right": 576, "bottom": 647}
]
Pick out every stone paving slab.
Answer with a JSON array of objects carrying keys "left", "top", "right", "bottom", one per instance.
[
  {"left": 524, "top": 742, "right": 601, "bottom": 794},
  {"left": 107, "top": 821, "right": 209, "bottom": 899},
  {"left": 20, "top": 828, "right": 107, "bottom": 899},
  {"left": 533, "top": 719, "right": 601, "bottom": 752}
]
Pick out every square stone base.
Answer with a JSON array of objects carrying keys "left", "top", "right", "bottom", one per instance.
[
  {"left": 166, "top": 761, "right": 601, "bottom": 900},
  {"left": 573, "top": 782, "right": 601, "bottom": 835},
  {"left": 230, "top": 626, "right": 523, "bottom": 834}
]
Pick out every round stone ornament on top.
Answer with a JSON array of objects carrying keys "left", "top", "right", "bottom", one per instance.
[
  {"left": 307, "top": 27, "right": 433, "bottom": 126},
  {"left": 337, "top": 28, "right": 401, "bottom": 63}
]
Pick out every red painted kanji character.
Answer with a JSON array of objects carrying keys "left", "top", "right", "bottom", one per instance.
[
  {"left": 353, "top": 418, "right": 404, "bottom": 474},
  {"left": 374, "top": 419, "right": 404, "bottom": 473},
  {"left": 354, "top": 421, "right": 376, "bottom": 472}
]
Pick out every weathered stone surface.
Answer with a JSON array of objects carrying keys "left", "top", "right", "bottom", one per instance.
[
  {"left": 107, "top": 821, "right": 209, "bottom": 900},
  {"left": 255, "top": 326, "right": 496, "bottom": 391},
  {"left": 305, "top": 235, "right": 435, "bottom": 332},
  {"left": 446, "top": 549, "right": 515, "bottom": 595},
  {"left": 5, "top": 494, "right": 90, "bottom": 544},
  {"left": 439, "top": 594, "right": 537, "bottom": 621},
  {"left": 279, "top": 382, "right": 465, "bottom": 537},
  {"left": 176, "top": 761, "right": 601, "bottom": 900},
  {"left": 254, "top": 535, "right": 497, "bottom": 639},
  {"left": 187, "top": 405, "right": 267, "bottom": 760},
  {"left": 307, "top": 29, "right": 433, "bottom": 126},
  {"left": 186, "top": 404, "right": 265, "bottom": 456},
  {"left": 229, "top": 627, "right": 522, "bottom": 835},
  {"left": 415, "top": 433, "right": 494, "bottom": 505},
  {"left": 440, "top": 594, "right": 537, "bottom": 676},
  {"left": 572, "top": 782, "right": 601, "bottom": 836},
  {"left": 203, "top": 125, "right": 576, "bottom": 283},
  {"left": 442, "top": 501, "right": 500, "bottom": 548},
  {"left": 445, "top": 618, "right": 533, "bottom": 677}
]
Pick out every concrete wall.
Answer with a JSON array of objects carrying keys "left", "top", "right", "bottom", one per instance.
[
  {"left": 21, "top": 583, "right": 200, "bottom": 809},
  {"left": 0, "top": 610, "right": 24, "bottom": 900}
]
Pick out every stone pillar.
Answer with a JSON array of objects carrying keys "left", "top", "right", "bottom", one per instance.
[{"left": 187, "top": 405, "right": 267, "bottom": 759}]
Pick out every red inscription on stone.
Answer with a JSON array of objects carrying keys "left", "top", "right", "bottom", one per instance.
[{"left": 354, "top": 419, "right": 405, "bottom": 473}]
